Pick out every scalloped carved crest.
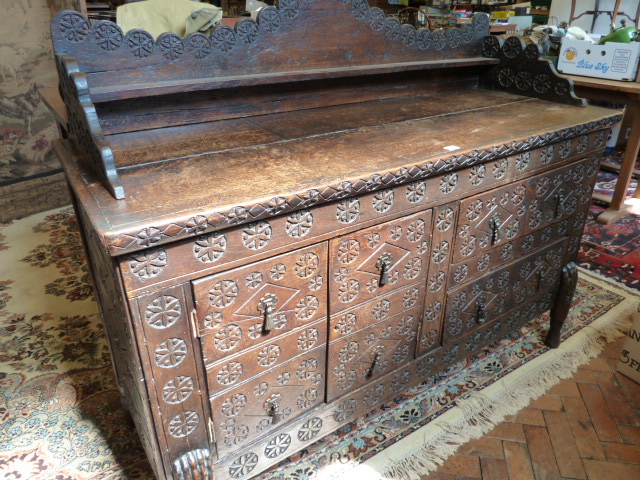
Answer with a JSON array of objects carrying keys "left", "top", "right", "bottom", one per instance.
[
  {"left": 481, "top": 35, "right": 585, "bottom": 106},
  {"left": 51, "top": 1, "right": 490, "bottom": 91}
]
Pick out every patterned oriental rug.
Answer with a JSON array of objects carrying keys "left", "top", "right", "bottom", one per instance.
[{"left": 0, "top": 208, "right": 637, "bottom": 480}]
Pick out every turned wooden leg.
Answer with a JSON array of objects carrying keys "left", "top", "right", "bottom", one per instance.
[
  {"left": 545, "top": 262, "right": 578, "bottom": 349},
  {"left": 173, "top": 448, "right": 214, "bottom": 480}
]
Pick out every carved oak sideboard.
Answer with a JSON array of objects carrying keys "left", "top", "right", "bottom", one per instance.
[{"left": 49, "top": 2, "right": 621, "bottom": 479}]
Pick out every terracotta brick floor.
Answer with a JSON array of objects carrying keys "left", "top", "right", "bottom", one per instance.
[{"left": 420, "top": 336, "right": 640, "bottom": 480}]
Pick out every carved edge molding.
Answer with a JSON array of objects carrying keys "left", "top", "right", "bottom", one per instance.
[
  {"left": 56, "top": 54, "right": 125, "bottom": 199},
  {"left": 481, "top": 36, "right": 585, "bottom": 106},
  {"left": 102, "top": 116, "right": 620, "bottom": 256},
  {"left": 173, "top": 448, "right": 214, "bottom": 480},
  {"left": 51, "top": 3, "right": 490, "bottom": 61}
]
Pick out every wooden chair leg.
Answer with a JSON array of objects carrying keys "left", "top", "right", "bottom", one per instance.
[{"left": 545, "top": 262, "right": 578, "bottom": 348}]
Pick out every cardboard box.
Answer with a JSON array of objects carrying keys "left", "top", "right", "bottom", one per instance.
[
  {"left": 617, "top": 305, "right": 640, "bottom": 384},
  {"left": 557, "top": 38, "right": 640, "bottom": 81}
]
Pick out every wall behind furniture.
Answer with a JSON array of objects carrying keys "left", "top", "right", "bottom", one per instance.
[
  {"left": 550, "top": 0, "right": 638, "bottom": 35},
  {"left": 0, "top": 0, "right": 83, "bottom": 222}
]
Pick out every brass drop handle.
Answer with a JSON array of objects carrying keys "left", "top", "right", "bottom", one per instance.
[
  {"left": 366, "top": 347, "right": 386, "bottom": 378},
  {"left": 555, "top": 192, "right": 564, "bottom": 218},
  {"left": 376, "top": 253, "right": 393, "bottom": 287},
  {"left": 265, "top": 399, "right": 281, "bottom": 425},
  {"left": 258, "top": 293, "right": 279, "bottom": 333},
  {"left": 477, "top": 296, "right": 487, "bottom": 324},
  {"left": 490, "top": 214, "right": 503, "bottom": 245}
]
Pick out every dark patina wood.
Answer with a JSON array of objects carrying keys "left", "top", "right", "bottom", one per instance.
[{"left": 48, "top": 2, "right": 624, "bottom": 479}]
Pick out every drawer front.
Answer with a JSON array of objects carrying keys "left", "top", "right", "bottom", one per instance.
[
  {"left": 204, "top": 317, "right": 327, "bottom": 394},
  {"left": 452, "top": 155, "right": 598, "bottom": 263},
  {"left": 192, "top": 243, "right": 328, "bottom": 363},
  {"left": 327, "top": 284, "right": 424, "bottom": 401},
  {"left": 442, "top": 239, "right": 566, "bottom": 345},
  {"left": 328, "top": 210, "right": 432, "bottom": 313},
  {"left": 526, "top": 155, "right": 598, "bottom": 232},
  {"left": 448, "top": 218, "right": 574, "bottom": 289},
  {"left": 210, "top": 347, "right": 325, "bottom": 457}
]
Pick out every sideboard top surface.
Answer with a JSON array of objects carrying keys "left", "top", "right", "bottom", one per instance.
[{"left": 58, "top": 87, "right": 621, "bottom": 256}]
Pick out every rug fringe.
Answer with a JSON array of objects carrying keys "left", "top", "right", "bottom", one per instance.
[{"left": 381, "top": 298, "right": 634, "bottom": 480}]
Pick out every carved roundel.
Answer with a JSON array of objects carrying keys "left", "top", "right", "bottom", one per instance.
[
  {"left": 447, "top": 28, "right": 461, "bottom": 49},
  {"left": 129, "top": 248, "right": 167, "bottom": 279},
  {"left": 217, "top": 362, "right": 243, "bottom": 386},
  {"left": 338, "top": 280, "right": 360, "bottom": 303},
  {"left": 336, "top": 198, "right": 360, "bottom": 224},
  {"left": 555, "top": 80, "right": 570, "bottom": 96},
  {"left": 515, "top": 71, "right": 533, "bottom": 91},
  {"left": 432, "top": 241, "right": 450, "bottom": 264},
  {"left": 298, "top": 328, "right": 319, "bottom": 351},
  {"left": 297, "top": 388, "right": 318, "bottom": 409},
  {"left": 242, "top": 221, "right": 272, "bottom": 250},
  {"left": 338, "top": 238, "right": 361, "bottom": 264},
  {"left": 483, "top": 35, "right": 501, "bottom": 58},
  {"left": 406, "top": 181, "right": 427, "bottom": 203},
  {"left": 366, "top": 7, "right": 386, "bottom": 32},
  {"left": 295, "top": 295, "right": 320, "bottom": 320},
  {"left": 461, "top": 23, "right": 475, "bottom": 43},
  {"left": 295, "top": 252, "right": 319, "bottom": 278},
  {"left": 493, "top": 158, "right": 508, "bottom": 179},
  {"left": 440, "top": 173, "right": 458, "bottom": 194},
  {"left": 436, "top": 207, "right": 455, "bottom": 232},
  {"left": 473, "top": 12, "right": 490, "bottom": 34},
  {"left": 352, "top": 0, "right": 369, "bottom": 20},
  {"left": 384, "top": 17, "right": 401, "bottom": 41},
  {"left": 145, "top": 295, "right": 182, "bottom": 329},
  {"left": 469, "top": 164, "right": 486, "bottom": 186},
  {"left": 525, "top": 43, "right": 541, "bottom": 60},
  {"left": 212, "top": 25, "right": 236, "bottom": 53},
  {"left": 258, "top": 6, "right": 281, "bottom": 33},
  {"left": 406, "top": 219, "right": 426, "bottom": 242},
  {"left": 194, "top": 232, "right": 227, "bottom": 263},
  {"left": 503, "top": 36, "right": 524, "bottom": 58},
  {"left": 533, "top": 73, "right": 552, "bottom": 94},
  {"left": 298, "top": 417, "right": 323, "bottom": 442},
  {"left": 401, "top": 24, "right": 417, "bottom": 47},
  {"left": 186, "top": 33, "right": 212, "bottom": 59},
  {"left": 163, "top": 376, "right": 194, "bottom": 404},
  {"left": 257, "top": 344, "right": 281, "bottom": 367},
  {"left": 433, "top": 29, "right": 447, "bottom": 50},
  {"left": 235, "top": 18, "right": 259, "bottom": 45},
  {"left": 126, "top": 30, "right": 154, "bottom": 58},
  {"left": 498, "top": 67, "right": 516, "bottom": 88},
  {"left": 209, "top": 280, "right": 239, "bottom": 308},
  {"left": 168, "top": 410, "right": 199, "bottom": 438},
  {"left": 94, "top": 22, "right": 123, "bottom": 51},
  {"left": 416, "top": 28, "right": 432, "bottom": 50},
  {"left": 214, "top": 324, "right": 242, "bottom": 352},
  {"left": 155, "top": 338, "right": 188, "bottom": 368},
  {"left": 373, "top": 189, "right": 394, "bottom": 213},
  {"left": 157, "top": 33, "right": 184, "bottom": 60},
  {"left": 279, "top": 0, "right": 300, "bottom": 19},
  {"left": 265, "top": 433, "right": 292, "bottom": 459},
  {"left": 286, "top": 209, "right": 314, "bottom": 238},
  {"left": 229, "top": 452, "right": 259, "bottom": 478},
  {"left": 58, "top": 12, "right": 91, "bottom": 43}
]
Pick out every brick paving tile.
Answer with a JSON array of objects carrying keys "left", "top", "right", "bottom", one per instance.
[
  {"left": 458, "top": 438, "right": 505, "bottom": 459},
  {"left": 523, "top": 425, "right": 561, "bottom": 480},
  {"left": 580, "top": 356, "right": 614, "bottom": 372},
  {"left": 548, "top": 380, "right": 581, "bottom": 397},
  {"left": 582, "top": 459, "right": 640, "bottom": 480},
  {"left": 593, "top": 370, "right": 640, "bottom": 426},
  {"left": 508, "top": 408, "right": 546, "bottom": 427},
  {"left": 543, "top": 410, "right": 587, "bottom": 480},
  {"left": 560, "top": 395, "right": 606, "bottom": 460},
  {"left": 578, "top": 383, "right": 624, "bottom": 443},
  {"left": 602, "top": 443, "right": 640, "bottom": 464},
  {"left": 615, "top": 372, "right": 640, "bottom": 410},
  {"left": 529, "top": 395, "right": 563, "bottom": 412},
  {"left": 438, "top": 454, "right": 482, "bottom": 477},
  {"left": 571, "top": 367, "right": 599, "bottom": 384},
  {"left": 619, "top": 425, "right": 640, "bottom": 445},
  {"left": 481, "top": 457, "right": 510, "bottom": 480},
  {"left": 504, "top": 441, "right": 536, "bottom": 480},
  {"left": 486, "top": 423, "right": 527, "bottom": 443}
]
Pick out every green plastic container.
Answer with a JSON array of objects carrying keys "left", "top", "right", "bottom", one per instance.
[{"left": 599, "top": 26, "right": 638, "bottom": 44}]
